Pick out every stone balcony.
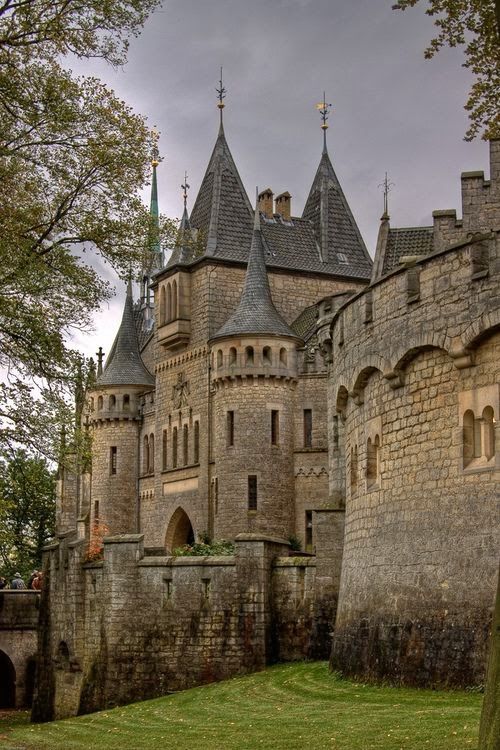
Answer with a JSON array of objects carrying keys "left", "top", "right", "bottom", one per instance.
[{"left": 158, "top": 318, "right": 191, "bottom": 350}]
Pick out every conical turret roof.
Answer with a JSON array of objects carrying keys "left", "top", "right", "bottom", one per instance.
[
  {"left": 187, "top": 123, "right": 253, "bottom": 262},
  {"left": 96, "top": 281, "right": 155, "bottom": 388},
  {"left": 302, "top": 145, "right": 372, "bottom": 276},
  {"left": 211, "top": 204, "right": 301, "bottom": 341}
]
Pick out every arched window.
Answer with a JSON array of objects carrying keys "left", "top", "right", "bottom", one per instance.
[
  {"left": 123, "top": 394, "right": 130, "bottom": 411},
  {"left": 245, "top": 346, "right": 254, "bottom": 365},
  {"left": 366, "top": 435, "right": 380, "bottom": 488},
  {"left": 162, "top": 429, "right": 168, "bottom": 470},
  {"left": 463, "top": 410, "right": 475, "bottom": 467},
  {"left": 166, "top": 283, "right": 172, "bottom": 322},
  {"left": 172, "top": 279, "right": 178, "bottom": 320},
  {"left": 183, "top": 424, "right": 188, "bottom": 466},
  {"left": 217, "top": 349, "right": 223, "bottom": 368},
  {"left": 263, "top": 346, "right": 272, "bottom": 365},
  {"left": 109, "top": 394, "right": 116, "bottom": 410},
  {"left": 350, "top": 445, "right": 358, "bottom": 493},
  {"left": 90, "top": 397, "right": 95, "bottom": 412},
  {"left": 464, "top": 407, "right": 496, "bottom": 468},
  {"left": 160, "top": 286, "right": 166, "bottom": 325},
  {"left": 279, "top": 347, "right": 287, "bottom": 366},
  {"left": 172, "top": 427, "right": 178, "bottom": 469},
  {"left": 143, "top": 435, "right": 149, "bottom": 474},
  {"left": 149, "top": 433, "right": 155, "bottom": 473},
  {"left": 229, "top": 347, "right": 237, "bottom": 366},
  {"left": 97, "top": 395, "right": 103, "bottom": 410},
  {"left": 483, "top": 406, "right": 495, "bottom": 461},
  {"left": 194, "top": 421, "right": 200, "bottom": 464}
]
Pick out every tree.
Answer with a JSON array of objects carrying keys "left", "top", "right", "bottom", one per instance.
[
  {"left": 393, "top": 0, "right": 500, "bottom": 140},
  {"left": 0, "top": 1, "right": 177, "bottom": 457},
  {"left": 0, "top": 448, "right": 56, "bottom": 581}
]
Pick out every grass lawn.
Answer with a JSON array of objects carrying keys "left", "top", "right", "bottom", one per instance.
[{"left": 0, "top": 662, "right": 482, "bottom": 750}]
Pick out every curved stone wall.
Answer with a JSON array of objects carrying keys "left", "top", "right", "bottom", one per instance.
[{"left": 328, "top": 231, "right": 500, "bottom": 686}]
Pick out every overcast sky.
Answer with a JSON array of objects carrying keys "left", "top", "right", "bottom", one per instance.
[{"left": 71, "top": 0, "right": 490, "bottom": 359}]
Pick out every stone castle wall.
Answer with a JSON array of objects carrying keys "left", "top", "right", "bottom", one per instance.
[
  {"left": 35, "top": 532, "right": 340, "bottom": 719},
  {"left": 0, "top": 591, "right": 39, "bottom": 708},
  {"left": 327, "top": 230, "right": 500, "bottom": 686}
]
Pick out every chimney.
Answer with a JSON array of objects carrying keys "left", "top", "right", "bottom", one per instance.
[
  {"left": 258, "top": 188, "right": 274, "bottom": 219},
  {"left": 275, "top": 192, "right": 292, "bottom": 221}
]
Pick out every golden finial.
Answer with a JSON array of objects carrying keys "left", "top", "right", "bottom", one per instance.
[
  {"left": 151, "top": 126, "right": 160, "bottom": 167},
  {"left": 216, "top": 67, "right": 226, "bottom": 111},
  {"left": 316, "top": 93, "right": 332, "bottom": 153}
]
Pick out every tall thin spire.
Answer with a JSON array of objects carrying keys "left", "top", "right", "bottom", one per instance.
[
  {"left": 216, "top": 67, "right": 226, "bottom": 131},
  {"left": 316, "top": 93, "right": 332, "bottom": 154},
  {"left": 378, "top": 172, "right": 394, "bottom": 220},
  {"left": 149, "top": 127, "right": 162, "bottom": 269}
]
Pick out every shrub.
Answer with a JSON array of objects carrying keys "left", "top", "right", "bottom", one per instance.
[{"left": 173, "top": 539, "right": 235, "bottom": 557}]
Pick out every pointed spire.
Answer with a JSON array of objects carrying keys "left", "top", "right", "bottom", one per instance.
[
  {"left": 302, "top": 110, "right": 372, "bottom": 275},
  {"left": 96, "top": 281, "right": 154, "bottom": 387},
  {"left": 148, "top": 127, "right": 162, "bottom": 271},
  {"left": 211, "top": 191, "right": 300, "bottom": 342}
]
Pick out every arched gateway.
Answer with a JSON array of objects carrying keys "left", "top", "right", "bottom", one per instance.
[
  {"left": 0, "top": 650, "right": 16, "bottom": 708},
  {"left": 165, "top": 507, "right": 195, "bottom": 551}
]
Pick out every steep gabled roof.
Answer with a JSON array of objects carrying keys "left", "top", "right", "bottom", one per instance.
[
  {"left": 97, "top": 282, "right": 155, "bottom": 388},
  {"left": 211, "top": 206, "right": 301, "bottom": 342},
  {"left": 383, "top": 226, "right": 434, "bottom": 275},
  {"left": 302, "top": 147, "right": 372, "bottom": 278},
  {"left": 188, "top": 123, "right": 254, "bottom": 262}
]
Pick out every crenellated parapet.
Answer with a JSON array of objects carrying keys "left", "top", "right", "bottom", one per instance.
[{"left": 211, "top": 336, "right": 298, "bottom": 387}]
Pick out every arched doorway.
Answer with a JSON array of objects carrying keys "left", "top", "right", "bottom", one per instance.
[
  {"left": 0, "top": 651, "right": 16, "bottom": 708},
  {"left": 166, "top": 507, "right": 195, "bottom": 551}
]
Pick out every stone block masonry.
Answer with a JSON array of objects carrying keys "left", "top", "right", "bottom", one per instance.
[{"left": 35, "top": 532, "right": 339, "bottom": 718}]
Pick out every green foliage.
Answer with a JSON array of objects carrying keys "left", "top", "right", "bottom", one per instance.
[
  {"left": 173, "top": 539, "right": 235, "bottom": 557},
  {"left": 0, "top": 447, "right": 56, "bottom": 581},
  {"left": 1, "top": 662, "right": 482, "bottom": 749},
  {"left": 393, "top": 0, "right": 500, "bottom": 140},
  {"left": 287, "top": 534, "right": 302, "bottom": 551},
  {"left": 0, "top": 0, "right": 177, "bottom": 458}
]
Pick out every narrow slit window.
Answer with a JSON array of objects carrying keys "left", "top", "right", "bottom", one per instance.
[
  {"left": 172, "top": 427, "right": 178, "bottom": 469},
  {"left": 303, "top": 409, "right": 312, "bottom": 448},
  {"left": 305, "top": 510, "right": 313, "bottom": 552},
  {"left": 162, "top": 429, "right": 168, "bottom": 470},
  {"left": 248, "top": 475, "right": 257, "bottom": 511},
  {"left": 194, "top": 421, "right": 199, "bottom": 464},
  {"left": 271, "top": 410, "right": 279, "bottom": 446},
  {"left": 110, "top": 446, "right": 117, "bottom": 475},
  {"left": 183, "top": 424, "right": 189, "bottom": 466},
  {"left": 227, "top": 410, "right": 234, "bottom": 447}
]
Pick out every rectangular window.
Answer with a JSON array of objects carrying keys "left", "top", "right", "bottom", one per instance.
[
  {"left": 194, "top": 421, "right": 199, "bottom": 464},
  {"left": 303, "top": 409, "right": 312, "bottom": 448},
  {"left": 94, "top": 501, "right": 99, "bottom": 522},
  {"left": 110, "top": 446, "right": 117, "bottom": 475},
  {"left": 248, "top": 475, "right": 257, "bottom": 511},
  {"left": 271, "top": 409, "right": 279, "bottom": 445},
  {"left": 227, "top": 410, "right": 234, "bottom": 447}
]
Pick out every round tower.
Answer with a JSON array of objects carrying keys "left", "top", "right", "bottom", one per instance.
[
  {"left": 88, "top": 281, "right": 155, "bottom": 536},
  {"left": 209, "top": 203, "right": 303, "bottom": 540}
]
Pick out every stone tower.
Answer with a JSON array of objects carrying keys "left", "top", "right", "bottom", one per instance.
[
  {"left": 209, "top": 203, "right": 303, "bottom": 539},
  {"left": 88, "top": 281, "right": 155, "bottom": 535}
]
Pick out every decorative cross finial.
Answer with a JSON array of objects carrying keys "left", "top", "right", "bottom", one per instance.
[
  {"left": 96, "top": 346, "right": 105, "bottom": 377},
  {"left": 378, "top": 172, "right": 395, "bottom": 218},
  {"left": 216, "top": 67, "right": 226, "bottom": 125},
  {"left": 181, "top": 171, "right": 190, "bottom": 209},
  {"left": 151, "top": 126, "right": 161, "bottom": 167},
  {"left": 316, "top": 92, "right": 332, "bottom": 152}
]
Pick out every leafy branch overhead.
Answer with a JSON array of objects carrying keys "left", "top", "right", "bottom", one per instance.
[
  {"left": 393, "top": 0, "right": 500, "bottom": 140},
  {"left": 0, "top": 0, "right": 176, "bottom": 456}
]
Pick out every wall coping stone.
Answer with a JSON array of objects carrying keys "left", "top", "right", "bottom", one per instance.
[
  {"left": 274, "top": 558, "right": 317, "bottom": 568},
  {"left": 235, "top": 533, "right": 290, "bottom": 545},
  {"left": 138, "top": 556, "right": 236, "bottom": 568},
  {"left": 103, "top": 534, "right": 144, "bottom": 544}
]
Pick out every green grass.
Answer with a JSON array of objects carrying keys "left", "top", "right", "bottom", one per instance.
[{"left": 0, "top": 662, "right": 482, "bottom": 750}]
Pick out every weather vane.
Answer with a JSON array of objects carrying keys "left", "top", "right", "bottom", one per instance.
[
  {"left": 378, "top": 172, "right": 395, "bottom": 217},
  {"left": 316, "top": 92, "right": 332, "bottom": 151},
  {"left": 151, "top": 126, "right": 161, "bottom": 167},
  {"left": 216, "top": 67, "right": 226, "bottom": 124},
  {"left": 181, "top": 171, "right": 190, "bottom": 209}
]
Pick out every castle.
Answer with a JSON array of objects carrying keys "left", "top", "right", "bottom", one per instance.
[{"left": 3, "top": 97, "right": 498, "bottom": 718}]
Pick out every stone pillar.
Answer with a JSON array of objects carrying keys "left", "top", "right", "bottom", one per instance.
[{"left": 235, "top": 534, "right": 289, "bottom": 667}]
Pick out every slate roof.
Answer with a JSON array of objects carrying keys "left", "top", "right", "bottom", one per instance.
[
  {"left": 382, "top": 226, "right": 434, "bottom": 275},
  {"left": 167, "top": 206, "right": 193, "bottom": 267},
  {"left": 211, "top": 209, "right": 301, "bottom": 341},
  {"left": 302, "top": 149, "right": 373, "bottom": 279},
  {"left": 97, "top": 282, "right": 155, "bottom": 388},
  {"left": 167, "top": 126, "right": 372, "bottom": 282},
  {"left": 291, "top": 304, "right": 318, "bottom": 341}
]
